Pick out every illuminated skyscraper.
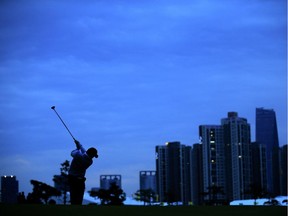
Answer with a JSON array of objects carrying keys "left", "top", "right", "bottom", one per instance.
[{"left": 256, "top": 107, "right": 280, "bottom": 196}]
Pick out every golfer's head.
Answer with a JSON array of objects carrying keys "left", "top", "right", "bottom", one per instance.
[{"left": 87, "top": 147, "right": 98, "bottom": 158}]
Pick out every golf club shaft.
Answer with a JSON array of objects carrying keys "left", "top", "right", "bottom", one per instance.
[{"left": 51, "top": 107, "right": 76, "bottom": 141}]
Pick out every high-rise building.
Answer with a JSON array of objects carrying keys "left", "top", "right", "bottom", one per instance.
[
  {"left": 182, "top": 145, "right": 193, "bottom": 205},
  {"left": 279, "top": 144, "right": 287, "bottom": 195},
  {"left": 100, "top": 175, "right": 121, "bottom": 190},
  {"left": 1, "top": 175, "right": 19, "bottom": 204},
  {"left": 191, "top": 143, "right": 203, "bottom": 205},
  {"left": 256, "top": 107, "right": 280, "bottom": 196},
  {"left": 222, "top": 112, "right": 252, "bottom": 201},
  {"left": 199, "top": 125, "right": 226, "bottom": 204},
  {"left": 139, "top": 171, "right": 157, "bottom": 193},
  {"left": 251, "top": 142, "right": 267, "bottom": 194},
  {"left": 155, "top": 145, "right": 167, "bottom": 202},
  {"left": 155, "top": 141, "right": 193, "bottom": 205}
]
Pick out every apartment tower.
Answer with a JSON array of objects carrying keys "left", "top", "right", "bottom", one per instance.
[
  {"left": 221, "top": 112, "right": 252, "bottom": 201},
  {"left": 199, "top": 125, "right": 226, "bottom": 204}
]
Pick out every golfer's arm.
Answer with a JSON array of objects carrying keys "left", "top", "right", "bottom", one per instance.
[
  {"left": 74, "top": 140, "right": 86, "bottom": 153},
  {"left": 74, "top": 140, "right": 81, "bottom": 150},
  {"left": 79, "top": 145, "right": 86, "bottom": 153}
]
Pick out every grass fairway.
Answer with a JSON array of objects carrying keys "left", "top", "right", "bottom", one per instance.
[{"left": 0, "top": 204, "right": 287, "bottom": 216}]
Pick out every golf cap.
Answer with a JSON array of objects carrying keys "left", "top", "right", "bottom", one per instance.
[{"left": 87, "top": 147, "right": 98, "bottom": 158}]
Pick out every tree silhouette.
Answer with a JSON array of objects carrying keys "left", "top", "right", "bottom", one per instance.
[
  {"left": 108, "top": 182, "right": 126, "bottom": 205},
  {"left": 133, "top": 189, "right": 157, "bottom": 206},
  {"left": 53, "top": 160, "right": 70, "bottom": 204},
  {"left": 203, "top": 185, "right": 225, "bottom": 205},
  {"left": 17, "top": 192, "right": 27, "bottom": 204},
  {"left": 89, "top": 188, "right": 109, "bottom": 205},
  {"left": 28, "top": 180, "right": 61, "bottom": 204},
  {"left": 89, "top": 182, "right": 126, "bottom": 205},
  {"left": 244, "top": 183, "right": 267, "bottom": 205},
  {"left": 264, "top": 199, "right": 280, "bottom": 206}
]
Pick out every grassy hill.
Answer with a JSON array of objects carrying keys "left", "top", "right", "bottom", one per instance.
[{"left": 0, "top": 204, "right": 287, "bottom": 216}]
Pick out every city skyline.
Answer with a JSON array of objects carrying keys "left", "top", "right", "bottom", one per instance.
[
  {"left": 0, "top": 0, "right": 287, "bottom": 197},
  {"left": 1, "top": 109, "right": 286, "bottom": 198}
]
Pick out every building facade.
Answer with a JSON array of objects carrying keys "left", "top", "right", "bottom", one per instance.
[
  {"left": 155, "top": 142, "right": 193, "bottom": 205},
  {"left": 139, "top": 171, "right": 157, "bottom": 193},
  {"left": 199, "top": 125, "right": 226, "bottom": 204},
  {"left": 251, "top": 142, "right": 267, "bottom": 194},
  {"left": 256, "top": 107, "right": 280, "bottom": 196},
  {"left": 191, "top": 143, "right": 203, "bottom": 205},
  {"left": 222, "top": 112, "right": 252, "bottom": 201},
  {"left": 280, "top": 144, "right": 287, "bottom": 195},
  {"left": 1, "top": 175, "right": 19, "bottom": 204},
  {"left": 100, "top": 175, "right": 122, "bottom": 190}
]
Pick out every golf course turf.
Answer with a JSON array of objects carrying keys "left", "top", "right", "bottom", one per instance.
[{"left": 0, "top": 204, "right": 287, "bottom": 216}]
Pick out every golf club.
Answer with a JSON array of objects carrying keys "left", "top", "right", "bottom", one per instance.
[{"left": 51, "top": 106, "right": 76, "bottom": 141}]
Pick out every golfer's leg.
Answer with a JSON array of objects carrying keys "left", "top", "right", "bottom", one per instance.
[
  {"left": 69, "top": 178, "right": 77, "bottom": 205},
  {"left": 74, "top": 180, "right": 85, "bottom": 205}
]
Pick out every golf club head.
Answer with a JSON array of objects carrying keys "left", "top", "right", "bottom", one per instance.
[{"left": 51, "top": 106, "right": 56, "bottom": 110}]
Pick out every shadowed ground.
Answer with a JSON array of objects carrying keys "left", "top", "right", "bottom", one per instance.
[{"left": 0, "top": 204, "right": 287, "bottom": 216}]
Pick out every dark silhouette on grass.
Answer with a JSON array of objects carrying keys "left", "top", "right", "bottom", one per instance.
[
  {"left": 133, "top": 189, "right": 157, "bottom": 205},
  {"left": 53, "top": 160, "right": 70, "bottom": 205},
  {"left": 89, "top": 182, "right": 126, "bottom": 205},
  {"left": 68, "top": 139, "right": 98, "bottom": 205}
]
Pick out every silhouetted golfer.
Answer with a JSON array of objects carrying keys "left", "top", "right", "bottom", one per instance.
[{"left": 68, "top": 139, "right": 98, "bottom": 205}]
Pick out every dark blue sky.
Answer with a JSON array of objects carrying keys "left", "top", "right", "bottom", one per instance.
[{"left": 0, "top": 0, "right": 287, "bottom": 197}]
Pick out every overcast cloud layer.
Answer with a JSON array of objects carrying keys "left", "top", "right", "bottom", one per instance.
[{"left": 0, "top": 0, "right": 287, "bottom": 197}]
